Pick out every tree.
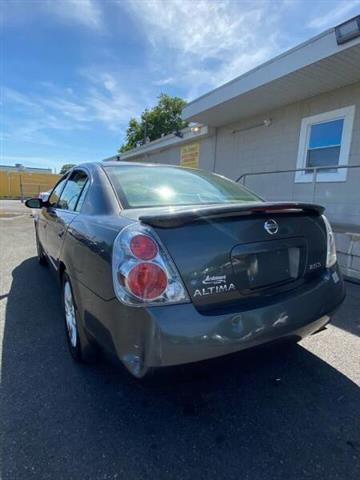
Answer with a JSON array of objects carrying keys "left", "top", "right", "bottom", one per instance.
[
  {"left": 119, "top": 94, "right": 188, "bottom": 153},
  {"left": 60, "top": 163, "right": 76, "bottom": 174}
]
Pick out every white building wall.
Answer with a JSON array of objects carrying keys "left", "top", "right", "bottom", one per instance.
[
  {"left": 213, "top": 82, "right": 360, "bottom": 226},
  {"left": 198, "top": 137, "right": 216, "bottom": 171},
  {"left": 146, "top": 146, "right": 181, "bottom": 165},
  {"left": 120, "top": 135, "right": 216, "bottom": 169}
]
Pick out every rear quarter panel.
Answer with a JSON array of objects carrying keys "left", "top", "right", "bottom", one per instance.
[{"left": 61, "top": 214, "right": 132, "bottom": 301}]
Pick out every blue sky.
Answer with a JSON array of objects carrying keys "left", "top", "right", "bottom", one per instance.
[{"left": 2, "top": 0, "right": 360, "bottom": 172}]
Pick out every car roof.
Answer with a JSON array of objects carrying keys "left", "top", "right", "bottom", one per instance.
[
  {"left": 78, "top": 161, "right": 184, "bottom": 169},
  {"left": 100, "top": 161, "right": 180, "bottom": 168}
]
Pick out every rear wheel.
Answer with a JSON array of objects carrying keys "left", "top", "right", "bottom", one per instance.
[{"left": 62, "top": 272, "right": 98, "bottom": 364}]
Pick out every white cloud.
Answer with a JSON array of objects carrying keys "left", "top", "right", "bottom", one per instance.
[
  {"left": 43, "top": 0, "right": 103, "bottom": 30},
  {"left": 3, "top": 71, "right": 143, "bottom": 147},
  {"left": 2, "top": 87, "right": 41, "bottom": 111},
  {"left": 307, "top": 0, "right": 360, "bottom": 30},
  {"left": 79, "top": 70, "right": 145, "bottom": 129},
  {"left": 4, "top": 86, "right": 85, "bottom": 144},
  {"left": 152, "top": 77, "right": 175, "bottom": 86},
  {"left": 41, "top": 98, "right": 88, "bottom": 122},
  {"left": 2, "top": 0, "right": 103, "bottom": 30},
  {"left": 125, "top": 0, "right": 284, "bottom": 97}
]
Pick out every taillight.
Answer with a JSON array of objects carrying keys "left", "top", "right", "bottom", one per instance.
[
  {"left": 322, "top": 215, "right": 337, "bottom": 268},
  {"left": 126, "top": 263, "right": 167, "bottom": 300},
  {"left": 112, "top": 223, "right": 190, "bottom": 306},
  {"left": 130, "top": 234, "right": 158, "bottom": 260}
]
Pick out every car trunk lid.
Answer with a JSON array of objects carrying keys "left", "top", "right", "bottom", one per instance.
[
  {"left": 134, "top": 202, "right": 327, "bottom": 312},
  {"left": 138, "top": 201, "right": 324, "bottom": 228}
]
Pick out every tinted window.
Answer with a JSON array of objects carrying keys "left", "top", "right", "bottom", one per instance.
[
  {"left": 48, "top": 177, "right": 68, "bottom": 207},
  {"left": 308, "top": 119, "right": 343, "bottom": 148},
  {"left": 75, "top": 180, "right": 90, "bottom": 212},
  {"left": 104, "top": 165, "right": 260, "bottom": 208},
  {"left": 306, "top": 119, "right": 344, "bottom": 172},
  {"left": 58, "top": 171, "right": 88, "bottom": 211}
]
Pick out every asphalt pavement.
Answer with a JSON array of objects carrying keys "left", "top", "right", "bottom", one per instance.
[{"left": 0, "top": 203, "right": 359, "bottom": 480}]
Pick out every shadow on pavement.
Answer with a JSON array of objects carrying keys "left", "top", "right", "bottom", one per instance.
[
  {"left": 331, "top": 282, "right": 360, "bottom": 337},
  {"left": 1, "top": 257, "right": 360, "bottom": 480}
]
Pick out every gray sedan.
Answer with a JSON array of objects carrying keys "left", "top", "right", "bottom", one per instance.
[{"left": 25, "top": 162, "right": 345, "bottom": 378}]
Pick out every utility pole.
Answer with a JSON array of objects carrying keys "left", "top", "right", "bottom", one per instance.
[
  {"left": 19, "top": 173, "right": 24, "bottom": 203},
  {"left": 143, "top": 109, "right": 148, "bottom": 145}
]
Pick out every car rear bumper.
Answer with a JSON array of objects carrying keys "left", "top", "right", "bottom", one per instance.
[
  {"left": 79, "top": 266, "right": 345, "bottom": 377},
  {"left": 145, "top": 270, "right": 345, "bottom": 368}
]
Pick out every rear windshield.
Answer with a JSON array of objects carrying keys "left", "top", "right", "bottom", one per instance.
[{"left": 104, "top": 165, "right": 260, "bottom": 209}]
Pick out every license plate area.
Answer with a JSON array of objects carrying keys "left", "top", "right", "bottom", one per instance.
[{"left": 231, "top": 238, "right": 306, "bottom": 292}]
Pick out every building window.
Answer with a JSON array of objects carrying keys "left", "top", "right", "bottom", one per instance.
[{"left": 295, "top": 106, "right": 355, "bottom": 183}]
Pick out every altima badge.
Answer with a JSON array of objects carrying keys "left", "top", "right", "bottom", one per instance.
[
  {"left": 194, "top": 283, "right": 236, "bottom": 297},
  {"left": 264, "top": 219, "right": 279, "bottom": 235},
  {"left": 202, "top": 274, "right": 226, "bottom": 285}
]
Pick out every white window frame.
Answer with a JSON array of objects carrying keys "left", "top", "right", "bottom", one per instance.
[{"left": 295, "top": 106, "right": 355, "bottom": 183}]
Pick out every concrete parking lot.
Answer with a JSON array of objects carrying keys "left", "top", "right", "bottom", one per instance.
[{"left": 0, "top": 203, "right": 359, "bottom": 480}]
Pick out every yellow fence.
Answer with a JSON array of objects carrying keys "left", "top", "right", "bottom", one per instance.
[{"left": 0, "top": 171, "right": 62, "bottom": 199}]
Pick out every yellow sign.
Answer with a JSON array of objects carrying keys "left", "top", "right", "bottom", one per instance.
[{"left": 180, "top": 143, "right": 200, "bottom": 169}]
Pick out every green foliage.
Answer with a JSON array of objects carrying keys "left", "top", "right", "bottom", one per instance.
[
  {"left": 119, "top": 94, "right": 188, "bottom": 153},
  {"left": 59, "top": 163, "right": 76, "bottom": 175}
]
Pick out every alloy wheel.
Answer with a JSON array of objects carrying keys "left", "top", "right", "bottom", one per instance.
[{"left": 64, "top": 281, "right": 77, "bottom": 347}]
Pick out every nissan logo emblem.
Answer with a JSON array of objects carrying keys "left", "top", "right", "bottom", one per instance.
[{"left": 264, "top": 219, "right": 279, "bottom": 235}]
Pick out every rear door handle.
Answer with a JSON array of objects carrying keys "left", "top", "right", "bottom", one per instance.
[{"left": 58, "top": 230, "right": 65, "bottom": 238}]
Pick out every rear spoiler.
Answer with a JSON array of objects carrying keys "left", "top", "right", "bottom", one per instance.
[{"left": 139, "top": 202, "right": 325, "bottom": 228}]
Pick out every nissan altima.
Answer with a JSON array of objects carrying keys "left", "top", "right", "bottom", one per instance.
[{"left": 25, "top": 162, "right": 345, "bottom": 378}]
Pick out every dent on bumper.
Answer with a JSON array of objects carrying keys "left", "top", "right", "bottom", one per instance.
[
  {"left": 144, "top": 269, "right": 345, "bottom": 369},
  {"left": 81, "top": 267, "right": 345, "bottom": 377}
]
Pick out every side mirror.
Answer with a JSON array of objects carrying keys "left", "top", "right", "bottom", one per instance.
[{"left": 25, "top": 198, "right": 43, "bottom": 209}]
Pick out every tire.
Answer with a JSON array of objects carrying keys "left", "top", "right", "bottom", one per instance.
[
  {"left": 62, "top": 272, "right": 98, "bottom": 364},
  {"left": 35, "top": 226, "right": 47, "bottom": 266}
]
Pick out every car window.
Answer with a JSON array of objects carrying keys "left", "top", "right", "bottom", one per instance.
[
  {"left": 75, "top": 179, "right": 90, "bottom": 212},
  {"left": 57, "top": 171, "right": 88, "bottom": 211},
  {"left": 104, "top": 165, "right": 260, "bottom": 209},
  {"left": 48, "top": 177, "right": 68, "bottom": 207}
]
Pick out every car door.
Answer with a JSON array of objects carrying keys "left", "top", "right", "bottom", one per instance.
[
  {"left": 38, "top": 175, "right": 68, "bottom": 253},
  {"left": 45, "top": 170, "right": 88, "bottom": 269}
]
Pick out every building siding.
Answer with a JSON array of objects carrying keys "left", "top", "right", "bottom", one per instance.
[{"left": 212, "top": 82, "right": 360, "bottom": 225}]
